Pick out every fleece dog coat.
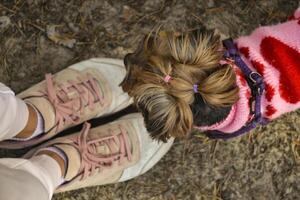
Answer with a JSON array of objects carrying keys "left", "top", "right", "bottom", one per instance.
[{"left": 197, "top": 8, "right": 300, "bottom": 134}]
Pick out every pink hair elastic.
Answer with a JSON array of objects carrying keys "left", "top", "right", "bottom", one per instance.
[
  {"left": 164, "top": 75, "right": 172, "bottom": 83},
  {"left": 193, "top": 84, "right": 198, "bottom": 93}
]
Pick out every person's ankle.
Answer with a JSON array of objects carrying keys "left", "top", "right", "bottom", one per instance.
[
  {"left": 37, "top": 148, "right": 67, "bottom": 178},
  {"left": 15, "top": 103, "right": 38, "bottom": 138},
  {"left": 14, "top": 103, "right": 44, "bottom": 140}
]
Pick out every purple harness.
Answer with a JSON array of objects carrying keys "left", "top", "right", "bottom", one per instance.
[{"left": 206, "top": 39, "right": 268, "bottom": 140}]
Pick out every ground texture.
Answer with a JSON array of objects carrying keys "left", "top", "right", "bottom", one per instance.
[{"left": 0, "top": 0, "right": 300, "bottom": 199}]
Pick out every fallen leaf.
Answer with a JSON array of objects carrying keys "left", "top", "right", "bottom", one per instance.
[{"left": 46, "top": 25, "right": 76, "bottom": 48}]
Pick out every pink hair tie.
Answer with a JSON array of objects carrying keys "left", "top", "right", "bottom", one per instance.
[
  {"left": 164, "top": 75, "right": 172, "bottom": 83},
  {"left": 193, "top": 84, "right": 198, "bottom": 93}
]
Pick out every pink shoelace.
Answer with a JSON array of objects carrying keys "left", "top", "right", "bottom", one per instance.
[
  {"left": 43, "top": 73, "right": 104, "bottom": 131},
  {"left": 71, "top": 123, "right": 132, "bottom": 180}
]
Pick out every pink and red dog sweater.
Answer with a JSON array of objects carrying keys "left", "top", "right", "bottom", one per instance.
[{"left": 197, "top": 8, "right": 300, "bottom": 134}]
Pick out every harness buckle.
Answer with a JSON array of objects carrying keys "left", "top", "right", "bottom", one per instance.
[
  {"left": 248, "top": 72, "right": 264, "bottom": 95},
  {"left": 249, "top": 72, "right": 262, "bottom": 83}
]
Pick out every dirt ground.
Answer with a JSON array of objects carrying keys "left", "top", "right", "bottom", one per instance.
[{"left": 1, "top": 0, "right": 300, "bottom": 199}]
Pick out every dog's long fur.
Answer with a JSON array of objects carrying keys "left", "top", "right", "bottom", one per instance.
[{"left": 121, "top": 8, "right": 300, "bottom": 141}]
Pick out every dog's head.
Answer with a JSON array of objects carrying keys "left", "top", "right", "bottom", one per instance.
[{"left": 120, "top": 28, "right": 239, "bottom": 142}]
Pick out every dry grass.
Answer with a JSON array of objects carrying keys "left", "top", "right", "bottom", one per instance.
[{"left": 0, "top": 0, "right": 300, "bottom": 199}]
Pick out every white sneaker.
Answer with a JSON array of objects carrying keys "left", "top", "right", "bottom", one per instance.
[
  {"left": 24, "top": 113, "right": 174, "bottom": 193},
  {"left": 0, "top": 58, "right": 132, "bottom": 149}
]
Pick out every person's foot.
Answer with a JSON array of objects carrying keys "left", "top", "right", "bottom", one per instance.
[
  {"left": 24, "top": 113, "right": 174, "bottom": 192},
  {"left": 0, "top": 58, "right": 132, "bottom": 149}
]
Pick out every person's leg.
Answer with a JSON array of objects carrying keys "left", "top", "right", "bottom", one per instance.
[
  {"left": 0, "top": 154, "right": 64, "bottom": 200},
  {"left": 0, "top": 84, "right": 33, "bottom": 141},
  {"left": 0, "top": 84, "right": 62, "bottom": 200},
  {"left": 0, "top": 163, "right": 48, "bottom": 200},
  {"left": 0, "top": 81, "right": 46, "bottom": 142}
]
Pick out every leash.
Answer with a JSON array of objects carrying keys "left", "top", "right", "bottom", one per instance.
[{"left": 206, "top": 38, "right": 268, "bottom": 139}]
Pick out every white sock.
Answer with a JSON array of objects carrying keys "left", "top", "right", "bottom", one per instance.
[{"left": 12, "top": 105, "right": 45, "bottom": 141}]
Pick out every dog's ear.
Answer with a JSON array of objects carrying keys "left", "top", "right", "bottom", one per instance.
[
  {"left": 123, "top": 53, "right": 133, "bottom": 69},
  {"left": 120, "top": 53, "right": 135, "bottom": 90},
  {"left": 120, "top": 34, "right": 153, "bottom": 92}
]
